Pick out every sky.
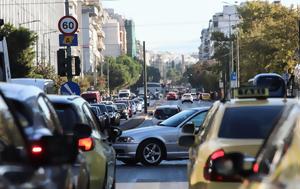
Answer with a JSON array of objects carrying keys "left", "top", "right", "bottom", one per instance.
[{"left": 102, "top": 0, "right": 299, "bottom": 54}]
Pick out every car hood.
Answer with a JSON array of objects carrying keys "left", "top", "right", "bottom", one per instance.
[{"left": 122, "top": 125, "right": 173, "bottom": 137}]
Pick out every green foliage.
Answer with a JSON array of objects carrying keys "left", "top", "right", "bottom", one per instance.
[
  {"left": 166, "top": 68, "right": 181, "bottom": 84},
  {"left": 0, "top": 24, "right": 37, "bottom": 77},
  {"left": 237, "top": 1, "right": 299, "bottom": 82},
  {"left": 184, "top": 62, "right": 219, "bottom": 91},
  {"left": 100, "top": 55, "right": 142, "bottom": 92},
  {"left": 147, "top": 66, "right": 161, "bottom": 82}
]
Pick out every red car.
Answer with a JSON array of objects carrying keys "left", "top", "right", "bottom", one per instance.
[{"left": 166, "top": 92, "right": 178, "bottom": 100}]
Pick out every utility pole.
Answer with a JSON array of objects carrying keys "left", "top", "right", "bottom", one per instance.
[
  {"left": 48, "top": 38, "right": 51, "bottom": 66},
  {"left": 227, "top": 14, "right": 232, "bottom": 99},
  {"left": 65, "top": 0, "right": 72, "bottom": 82},
  {"left": 236, "top": 31, "right": 240, "bottom": 87},
  {"left": 107, "top": 61, "right": 110, "bottom": 97},
  {"left": 143, "top": 41, "right": 147, "bottom": 113}
]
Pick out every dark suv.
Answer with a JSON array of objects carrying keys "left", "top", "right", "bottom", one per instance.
[{"left": 0, "top": 83, "right": 81, "bottom": 188}]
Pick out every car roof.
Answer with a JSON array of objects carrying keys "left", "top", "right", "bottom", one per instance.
[
  {"left": 0, "top": 82, "right": 44, "bottom": 101},
  {"left": 48, "top": 95, "right": 85, "bottom": 105},
  {"left": 225, "top": 98, "right": 297, "bottom": 108},
  {"left": 156, "top": 105, "right": 179, "bottom": 109}
]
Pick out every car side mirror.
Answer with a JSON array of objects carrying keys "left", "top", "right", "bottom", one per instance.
[
  {"left": 30, "top": 135, "right": 78, "bottom": 165},
  {"left": 73, "top": 123, "right": 92, "bottom": 138},
  {"left": 181, "top": 122, "right": 195, "bottom": 134},
  {"left": 109, "top": 127, "right": 122, "bottom": 142},
  {"left": 206, "top": 152, "right": 255, "bottom": 182},
  {"left": 178, "top": 135, "right": 195, "bottom": 147}
]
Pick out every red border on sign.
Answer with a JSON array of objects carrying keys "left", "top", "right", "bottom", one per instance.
[{"left": 58, "top": 15, "right": 79, "bottom": 34}]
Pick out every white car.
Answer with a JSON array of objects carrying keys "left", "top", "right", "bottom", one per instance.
[{"left": 181, "top": 93, "right": 193, "bottom": 103}]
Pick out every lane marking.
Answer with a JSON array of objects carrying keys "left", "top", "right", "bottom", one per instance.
[{"left": 116, "top": 182, "right": 188, "bottom": 189}]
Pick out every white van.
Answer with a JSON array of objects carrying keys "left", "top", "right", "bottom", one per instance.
[
  {"left": 118, "top": 89, "right": 131, "bottom": 99},
  {"left": 11, "top": 78, "right": 55, "bottom": 94}
]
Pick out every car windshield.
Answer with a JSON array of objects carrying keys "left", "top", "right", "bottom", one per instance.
[
  {"left": 92, "top": 104, "right": 107, "bottom": 113},
  {"left": 159, "top": 109, "right": 197, "bottom": 127},
  {"left": 154, "top": 108, "right": 179, "bottom": 120},
  {"left": 218, "top": 106, "right": 283, "bottom": 139},
  {"left": 116, "top": 103, "right": 125, "bottom": 109}
]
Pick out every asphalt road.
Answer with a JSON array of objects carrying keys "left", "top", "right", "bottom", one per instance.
[{"left": 116, "top": 99, "right": 213, "bottom": 189}]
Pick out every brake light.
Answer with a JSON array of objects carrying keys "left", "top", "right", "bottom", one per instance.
[
  {"left": 253, "top": 163, "right": 259, "bottom": 173},
  {"left": 78, "top": 137, "right": 94, "bottom": 151},
  {"left": 204, "top": 149, "right": 225, "bottom": 181},
  {"left": 31, "top": 145, "right": 43, "bottom": 155},
  {"left": 211, "top": 149, "right": 225, "bottom": 160}
]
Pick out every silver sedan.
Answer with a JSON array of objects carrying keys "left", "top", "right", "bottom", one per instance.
[{"left": 113, "top": 107, "right": 209, "bottom": 165}]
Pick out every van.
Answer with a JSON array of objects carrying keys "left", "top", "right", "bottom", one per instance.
[
  {"left": 81, "top": 91, "right": 102, "bottom": 103},
  {"left": 118, "top": 89, "right": 131, "bottom": 99},
  {"left": 11, "top": 78, "right": 55, "bottom": 94}
]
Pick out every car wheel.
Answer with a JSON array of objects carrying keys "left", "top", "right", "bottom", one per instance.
[
  {"left": 120, "top": 159, "right": 138, "bottom": 165},
  {"left": 138, "top": 140, "right": 164, "bottom": 166}
]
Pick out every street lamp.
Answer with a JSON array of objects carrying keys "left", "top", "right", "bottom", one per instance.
[{"left": 42, "top": 30, "right": 57, "bottom": 65}]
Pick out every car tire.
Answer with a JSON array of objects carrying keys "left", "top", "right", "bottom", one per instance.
[
  {"left": 138, "top": 140, "right": 164, "bottom": 166},
  {"left": 120, "top": 159, "right": 138, "bottom": 165}
]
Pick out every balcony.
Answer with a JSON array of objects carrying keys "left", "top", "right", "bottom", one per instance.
[{"left": 82, "top": 5, "right": 99, "bottom": 17}]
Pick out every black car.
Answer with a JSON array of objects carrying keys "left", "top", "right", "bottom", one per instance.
[
  {"left": 0, "top": 83, "right": 84, "bottom": 189},
  {"left": 106, "top": 104, "right": 121, "bottom": 126},
  {"left": 91, "top": 106, "right": 107, "bottom": 130},
  {"left": 115, "top": 103, "right": 129, "bottom": 120},
  {"left": 91, "top": 103, "right": 111, "bottom": 127}
]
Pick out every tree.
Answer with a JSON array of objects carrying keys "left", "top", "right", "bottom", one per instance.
[
  {"left": 0, "top": 24, "right": 37, "bottom": 77},
  {"left": 184, "top": 62, "right": 219, "bottom": 91},
  {"left": 166, "top": 68, "right": 181, "bottom": 84},
  {"left": 237, "top": 1, "right": 299, "bottom": 82},
  {"left": 99, "top": 55, "right": 143, "bottom": 92}
]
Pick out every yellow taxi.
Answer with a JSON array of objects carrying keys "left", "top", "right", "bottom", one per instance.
[
  {"left": 201, "top": 93, "right": 211, "bottom": 101},
  {"left": 178, "top": 88, "right": 297, "bottom": 189},
  {"left": 199, "top": 103, "right": 300, "bottom": 189}
]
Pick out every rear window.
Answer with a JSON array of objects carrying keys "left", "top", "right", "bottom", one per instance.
[
  {"left": 218, "top": 106, "right": 283, "bottom": 139},
  {"left": 256, "top": 77, "right": 283, "bottom": 91},
  {"left": 53, "top": 104, "right": 78, "bottom": 133},
  {"left": 154, "top": 108, "right": 179, "bottom": 119},
  {"left": 106, "top": 106, "right": 113, "bottom": 112},
  {"left": 119, "top": 93, "right": 129, "bottom": 98}
]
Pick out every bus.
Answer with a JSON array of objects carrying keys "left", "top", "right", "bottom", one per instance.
[{"left": 138, "top": 82, "right": 162, "bottom": 96}]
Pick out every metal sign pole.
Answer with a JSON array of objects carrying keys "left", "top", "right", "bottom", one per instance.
[{"left": 65, "top": 0, "right": 72, "bottom": 82}]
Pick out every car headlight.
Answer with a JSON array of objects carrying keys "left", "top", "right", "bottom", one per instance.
[{"left": 118, "top": 136, "right": 135, "bottom": 143}]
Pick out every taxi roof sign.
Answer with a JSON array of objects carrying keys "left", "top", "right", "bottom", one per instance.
[{"left": 234, "top": 87, "right": 269, "bottom": 98}]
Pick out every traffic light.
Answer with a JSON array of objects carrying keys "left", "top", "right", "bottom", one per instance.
[
  {"left": 57, "top": 49, "right": 67, "bottom": 76},
  {"left": 57, "top": 49, "right": 81, "bottom": 77},
  {"left": 0, "top": 19, "right": 4, "bottom": 40},
  {"left": 74, "top": 56, "right": 81, "bottom": 76}
]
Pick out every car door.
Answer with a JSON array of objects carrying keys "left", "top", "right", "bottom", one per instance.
[
  {"left": 82, "top": 103, "right": 116, "bottom": 187},
  {"left": 175, "top": 110, "right": 208, "bottom": 158}
]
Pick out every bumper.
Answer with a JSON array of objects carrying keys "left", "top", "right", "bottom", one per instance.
[
  {"left": 113, "top": 143, "right": 139, "bottom": 159},
  {"left": 190, "top": 182, "right": 241, "bottom": 189}
]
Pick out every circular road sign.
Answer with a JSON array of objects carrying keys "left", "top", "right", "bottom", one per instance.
[{"left": 58, "top": 16, "right": 78, "bottom": 34}]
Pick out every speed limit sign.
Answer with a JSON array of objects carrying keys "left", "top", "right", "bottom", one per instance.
[{"left": 58, "top": 16, "right": 78, "bottom": 34}]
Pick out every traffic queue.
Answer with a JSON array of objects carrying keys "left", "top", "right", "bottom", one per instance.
[{"left": 0, "top": 82, "right": 126, "bottom": 189}]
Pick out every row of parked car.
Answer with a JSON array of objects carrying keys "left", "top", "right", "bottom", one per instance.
[{"left": 0, "top": 82, "right": 123, "bottom": 189}]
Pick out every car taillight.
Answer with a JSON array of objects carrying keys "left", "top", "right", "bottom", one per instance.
[
  {"left": 78, "top": 137, "right": 94, "bottom": 151},
  {"left": 31, "top": 144, "right": 43, "bottom": 155},
  {"left": 204, "top": 149, "right": 225, "bottom": 181},
  {"left": 252, "top": 163, "right": 259, "bottom": 173}
]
